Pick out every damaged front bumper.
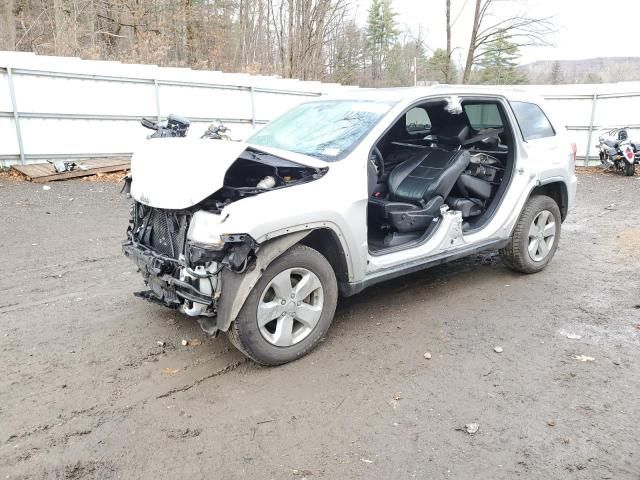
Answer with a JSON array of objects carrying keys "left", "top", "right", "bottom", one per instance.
[
  {"left": 122, "top": 241, "right": 218, "bottom": 318},
  {"left": 122, "top": 200, "right": 264, "bottom": 334}
]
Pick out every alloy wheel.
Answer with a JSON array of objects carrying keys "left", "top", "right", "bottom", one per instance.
[
  {"left": 257, "top": 268, "right": 324, "bottom": 347},
  {"left": 528, "top": 210, "right": 556, "bottom": 262}
]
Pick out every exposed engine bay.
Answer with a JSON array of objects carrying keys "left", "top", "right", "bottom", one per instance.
[{"left": 197, "top": 149, "right": 325, "bottom": 212}]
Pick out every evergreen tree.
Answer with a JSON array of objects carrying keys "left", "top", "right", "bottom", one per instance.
[
  {"left": 366, "top": 0, "right": 398, "bottom": 82},
  {"left": 425, "top": 48, "right": 457, "bottom": 84},
  {"left": 474, "top": 33, "right": 527, "bottom": 85}
]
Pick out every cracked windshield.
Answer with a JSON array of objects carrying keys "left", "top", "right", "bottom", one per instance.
[{"left": 247, "top": 100, "right": 393, "bottom": 161}]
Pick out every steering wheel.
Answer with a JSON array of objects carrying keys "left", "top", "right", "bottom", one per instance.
[{"left": 370, "top": 146, "right": 385, "bottom": 180}]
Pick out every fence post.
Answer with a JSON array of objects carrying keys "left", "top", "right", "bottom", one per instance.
[
  {"left": 249, "top": 86, "right": 256, "bottom": 129},
  {"left": 584, "top": 93, "right": 598, "bottom": 166},
  {"left": 154, "top": 79, "right": 161, "bottom": 123},
  {"left": 7, "top": 67, "right": 26, "bottom": 165}
]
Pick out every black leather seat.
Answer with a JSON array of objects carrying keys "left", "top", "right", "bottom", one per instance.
[{"left": 370, "top": 149, "right": 470, "bottom": 233}]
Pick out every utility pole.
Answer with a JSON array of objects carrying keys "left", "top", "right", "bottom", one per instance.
[{"left": 413, "top": 57, "right": 417, "bottom": 86}]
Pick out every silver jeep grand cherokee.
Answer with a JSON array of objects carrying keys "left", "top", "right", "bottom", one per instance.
[{"left": 123, "top": 87, "right": 577, "bottom": 365}]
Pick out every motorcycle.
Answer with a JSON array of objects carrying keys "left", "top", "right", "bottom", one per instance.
[
  {"left": 141, "top": 113, "right": 191, "bottom": 138},
  {"left": 596, "top": 127, "right": 638, "bottom": 176},
  {"left": 200, "top": 120, "right": 232, "bottom": 140}
]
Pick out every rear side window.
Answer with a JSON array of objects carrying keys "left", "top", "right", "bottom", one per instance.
[
  {"left": 463, "top": 103, "right": 503, "bottom": 130},
  {"left": 511, "top": 101, "right": 555, "bottom": 140},
  {"left": 405, "top": 107, "right": 431, "bottom": 133}
]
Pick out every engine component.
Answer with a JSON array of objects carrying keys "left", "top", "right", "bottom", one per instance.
[{"left": 256, "top": 176, "right": 276, "bottom": 189}]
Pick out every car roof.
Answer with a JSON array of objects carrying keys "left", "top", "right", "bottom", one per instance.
[{"left": 323, "top": 85, "right": 543, "bottom": 105}]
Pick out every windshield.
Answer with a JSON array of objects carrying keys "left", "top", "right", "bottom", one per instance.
[{"left": 247, "top": 100, "right": 393, "bottom": 161}]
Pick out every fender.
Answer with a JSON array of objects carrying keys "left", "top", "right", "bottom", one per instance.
[{"left": 215, "top": 231, "right": 310, "bottom": 332}]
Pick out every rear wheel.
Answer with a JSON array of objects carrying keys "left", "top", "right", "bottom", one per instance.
[
  {"left": 227, "top": 244, "right": 337, "bottom": 365},
  {"left": 501, "top": 195, "right": 561, "bottom": 274},
  {"left": 624, "top": 162, "right": 635, "bottom": 176}
]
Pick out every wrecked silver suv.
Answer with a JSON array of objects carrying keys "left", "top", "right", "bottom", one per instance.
[{"left": 123, "top": 88, "right": 577, "bottom": 365}]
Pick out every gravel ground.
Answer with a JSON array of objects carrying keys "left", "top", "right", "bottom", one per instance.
[{"left": 0, "top": 170, "right": 639, "bottom": 479}]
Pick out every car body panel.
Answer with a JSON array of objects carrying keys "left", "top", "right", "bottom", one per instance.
[{"left": 130, "top": 138, "right": 326, "bottom": 210}]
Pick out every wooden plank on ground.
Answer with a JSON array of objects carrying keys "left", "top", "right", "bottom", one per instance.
[{"left": 11, "top": 157, "right": 131, "bottom": 183}]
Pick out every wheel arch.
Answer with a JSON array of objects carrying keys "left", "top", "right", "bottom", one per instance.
[
  {"left": 530, "top": 180, "right": 569, "bottom": 222},
  {"left": 299, "top": 228, "right": 350, "bottom": 288},
  {"left": 216, "top": 226, "right": 351, "bottom": 333}
]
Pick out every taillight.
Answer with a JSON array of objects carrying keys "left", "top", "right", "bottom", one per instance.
[
  {"left": 626, "top": 148, "right": 634, "bottom": 161},
  {"left": 571, "top": 142, "right": 577, "bottom": 163}
]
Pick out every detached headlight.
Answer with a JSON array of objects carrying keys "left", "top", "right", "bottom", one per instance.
[{"left": 187, "top": 210, "right": 225, "bottom": 249}]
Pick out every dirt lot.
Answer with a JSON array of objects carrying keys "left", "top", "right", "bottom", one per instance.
[{"left": 1, "top": 170, "right": 639, "bottom": 479}]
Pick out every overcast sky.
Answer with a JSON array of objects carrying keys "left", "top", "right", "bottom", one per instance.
[{"left": 354, "top": 0, "right": 640, "bottom": 65}]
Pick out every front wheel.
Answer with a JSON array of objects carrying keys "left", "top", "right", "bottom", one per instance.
[
  {"left": 227, "top": 244, "right": 338, "bottom": 365},
  {"left": 501, "top": 195, "right": 561, "bottom": 274},
  {"left": 624, "top": 162, "right": 635, "bottom": 176}
]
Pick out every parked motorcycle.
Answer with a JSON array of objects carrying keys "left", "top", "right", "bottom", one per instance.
[
  {"left": 140, "top": 114, "right": 191, "bottom": 138},
  {"left": 201, "top": 120, "right": 232, "bottom": 140},
  {"left": 596, "top": 127, "right": 638, "bottom": 176}
]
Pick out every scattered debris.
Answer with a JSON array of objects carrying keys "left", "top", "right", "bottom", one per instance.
[
  {"left": 574, "top": 355, "right": 595, "bottom": 362},
  {"left": 423, "top": 352, "right": 432, "bottom": 360},
  {"left": 54, "top": 161, "right": 88, "bottom": 174},
  {"left": 42, "top": 185, "right": 51, "bottom": 190},
  {"left": 560, "top": 437, "right": 570, "bottom": 444},
  {"left": 547, "top": 420, "right": 556, "bottom": 427},
  {"left": 156, "top": 341, "right": 166, "bottom": 347},
  {"left": 494, "top": 346, "right": 503, "bottom": 353},
  {"left": 360, "top": 458, "right": 373, "bottom": 464},
  {"left": 566, "top": 333, "right": 582, "bottom": 340},
  {"left": 164, "top": 428, "right": 201, "bottom": 439},
  {"left": 162, "top": 367, "right": 179, "bottom": 375},
  {"left": 292, "top": 469, "right": 312, "bottom": 476},
  {"left": 392, "top": 394, "right": 402, "bottom": 401},
  {"left": 189, "top": 338, "right": 202, "bottom": 346},
  {"left": 11, "top": 157, "right": 130, "bottom": 183},
  {"left": 604, "top": 203, "right": 616, "bottom": 211},
  {"left": 613, "top": 360, "right": 621, "bottom": 366},
  {"left": 464, "top": 423, "right": 479, "bottom": 434},
  {"left": 181, "top": 339, "right": 188, "bottom": 346}
]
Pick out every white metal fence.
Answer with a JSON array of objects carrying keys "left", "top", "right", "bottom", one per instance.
[
  {"left": 523, "top": 82, "right": 640, "bottom": 165},
  {"left": 0, "top": 51, "right": 353, "bottom": 167},
  {"left": 2, "top": 51, "right": 640, "bottom": 167}
]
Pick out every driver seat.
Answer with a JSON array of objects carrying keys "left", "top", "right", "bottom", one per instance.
[{"left": 369, "top": 149, "right": 470, "bottom": 233}]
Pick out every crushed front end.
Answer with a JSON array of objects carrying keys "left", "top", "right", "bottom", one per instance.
[
  {"left": 122, "top": 201, "right": 256, "bottom": 331},
  {"left": 122, "top": 139, "right": 327, "bottom": 334}
]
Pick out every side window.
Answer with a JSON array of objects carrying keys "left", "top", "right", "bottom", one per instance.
[
  {"left": 511, "top": 101, "right": 556, "bottom": 140},
  {"left": 405, "top": 107, "right": 431, "bottom": 134},
  {"left": 464, "top": 103, "right": 503, "bottom": 130}
]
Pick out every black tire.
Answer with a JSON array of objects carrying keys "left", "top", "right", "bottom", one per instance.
[
  {"left": 624, "top": 162, "right": 635, "bottom": 176},
  {"left": 227, "top": 244, "right": 338, "bottom": 366},
  {"left": 501, "top": 195, "right": 561, "bottom": 274}
]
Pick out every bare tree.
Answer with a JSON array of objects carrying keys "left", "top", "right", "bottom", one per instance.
[
  {"left": 445, "top": 0, "right": 452, "bottom": 83},
  {"left": 0, "top": 0, "right": 16, "bottom": 50},
  {"left": 462, "top": 0, "right": 553, "bottom": 84}
]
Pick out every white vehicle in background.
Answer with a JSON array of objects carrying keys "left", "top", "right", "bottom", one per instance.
[{"left": 122, "top": 87, "right": 578, "bottom": 365}]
